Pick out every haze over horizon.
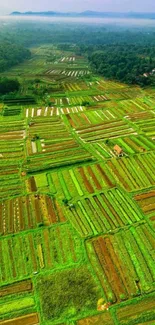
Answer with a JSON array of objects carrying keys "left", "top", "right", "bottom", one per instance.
[{"left": 1, "top": 0, "right": 155, "bottom": 15}]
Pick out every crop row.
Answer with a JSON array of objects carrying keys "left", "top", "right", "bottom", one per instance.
[
  {"left": 48, "top": 163, "right": 115, "bottom": 201},
  {"left": 0, "top": 313, "right": 39, "bottom": 325},
  {"left": 0, "top": 167, "right": 24, "bottom": 200},
  {"left": 25, "top": 106, "right": 85, "bottom": 117},
  {"left": 51, "top": 94, "right": 108, "bottom": 106},
  {"left": 46, "top": 69, "right": 89, "bottom": 77},
  {"left": 134, "top": 117, "right": 155, "bottom": 139},
  {"left": 116, "top": 293, "right": 155, "bottom": 325},
  {"left": 2, "top": 107, "right": 21, "bottom": 117},
  {"left": 64, "top": 82, "right": 89, "bottom": 91},
  {"left": 108, "top": 135, "right": 155, "bottom": 155},
  {"left": 107, "top": 152, "right": 155, "bottom": 191},
  {"left": 66, "top": 109, "right": 116, "bottom": 128},
  {"left": 0, "top": 279, "right": 32, "bottom": 298},
  {"left": 25, "top": 106, "right": 86, "bottom": 118},
  {"left": 94, "top": 135, "right": 155, "bottom": 159},
  {"left": 0, "top": 194, "right": 66, "bottom": 236},
  {"left": 76, "top": 119, "right": 137, "bottom": 142},
  {"left": 25, "top": 118, "right": 93, "bottom": 171},
  {"left": 126, "top": 110, "right": 155, "bottom": 122},
  {"left": 86, "top": 224, "right": 155, "bottom": 304},
  {"left": 134, "top": 190, "right": 155, "bottom": 214},
  {"left": 67, "top": 188, "right": 143, "bottom": 237},
  {"left": 0, "top": 224, "right": 82, "bottom": 285}
]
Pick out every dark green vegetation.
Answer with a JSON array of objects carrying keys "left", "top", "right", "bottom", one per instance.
[
  {"left": 88, "top": 45, "right": 155, "bottom": 86},
  {"left": 0, "top": 41, "right": 31, "bottom": 72},
  {"left": 38, "top": 267, "right": 102, "bottom": 322},
  {"left": 0, "top": 19, "right": 155, "bottom": 325},
  {"left": 0, "top": 78, "right": 20, "bottom": 95}
]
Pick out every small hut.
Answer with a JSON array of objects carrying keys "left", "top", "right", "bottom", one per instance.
[{"left": 113, "top": 145, "right": 123, "bottom": 157}]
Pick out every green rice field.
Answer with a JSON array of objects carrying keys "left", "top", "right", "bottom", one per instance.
[{"left": 0, "top": 44, "right": 155, "bottom": 325}]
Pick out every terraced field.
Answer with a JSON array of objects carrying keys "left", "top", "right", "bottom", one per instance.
[{"left": 0, "top": 44, "right": 155, "bottom": 325}]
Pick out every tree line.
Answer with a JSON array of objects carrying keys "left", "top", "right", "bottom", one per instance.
[
  {"left": 83, "top": 44, "right": 155, "bottom": 86},
  {"left": 0, "top": 41, "right": 31, "bottom": 72}
]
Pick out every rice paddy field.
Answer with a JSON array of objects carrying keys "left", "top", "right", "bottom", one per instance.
[{"left": 0, "top": 44, "right": 155, "bottom": 325}]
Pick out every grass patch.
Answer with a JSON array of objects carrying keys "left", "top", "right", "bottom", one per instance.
[
  {"left": 37, "top": 266, "right": 102, "bottom": 322},
  {"left": 0, "top": 297, "right": 35, "bottom": 316}
]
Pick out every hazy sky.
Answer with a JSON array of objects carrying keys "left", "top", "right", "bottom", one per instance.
[{"left": 1, "top": 0, "right": 155, "bottom": 14}]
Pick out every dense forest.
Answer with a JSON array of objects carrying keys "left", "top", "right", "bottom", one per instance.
[
  {"left": 1, "top": 21, "right": 155, "bottom": 47},
  {"left": 85, "top": 45, "right": 155, "bottom": 86},
  {"left": 0, "top": 41, "right": 31, "bottom": 72},
  {"left": 0, "top": 78, "right": 20, "bottom": 95},
  {"left": 1, "top": 20, "right": 155, "bottom": 86}
]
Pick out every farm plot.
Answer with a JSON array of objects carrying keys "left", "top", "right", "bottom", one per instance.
[
  {"left": 0, "top": 167, "right": 25, "bottom": 200},
  {"left": 116, "top": 293, "right": 155, "bottom": 325},
  {"left": 0, "top": 296, "right": 36, "bottom": 319},
  {"left": 0, "top": 194, "right": 66, "bottom": 236},
  {"left": 0, "top": 278, "right": 37, "bottom": 322},
  {"left": 59, "top": 55, "right": 86, "bottom": 64},
  {"left": 3, "top": 97, "right": 36, "bottom": 106},
  {"left": 25, "top": 106, "right": 86, "bottom": 117},
  {"left": 25, "top": 107, "right": 60, "bottom": 118},
  {"left": 0, "top": 224, "right": 82, "bottom": 286},
  {"left": 88, "top": 142, "right": 113, "bottom": 160},
  {"left": 59, "top": 56, "right": 76, "bottom": 63},
  {"left": 0, "top": 279, "right": 32, "bottom": 298},
  {"left": 2, "top": 107, "right": 21, "bottom": 117},
  {"left": 134, "top": 117, "right": 155, "bottom": 139},
  {"left": 66, "top": 109, "right": 116, "bottom": 128},
  {"left": 48, "top": 162, "right": 115, "bottom": 201},
  {"left": 134, "top": 96, "right": 155, "bottom": 109},
  {"left": 25, "top": 117, "right": 93, "bottom": 172},
  {"left": 60, "top": 106, "right": 85, "bottom": 114},
  {"left": 0, "top": 124, "right": 25, "bottom": 163},
  {"left": 95, "top": 79, "right": 129, "bottom": 91},
  {"left": 126, "top": 110, "right": 155, "bottom": 122},
  {"left": 0, "top": 313, "right": 40, "bottom": 325},
  {"left": 106, "top": 135, "right": 155, "bottom": 155},
  {"left": 107, "top": 152, "right": 155, "bottom": 191},
  {"left": 46, "top": 68, "right": 90, "bottom": 78},
  {"left": 134, "top": 190, "right": 155, "bottom": 228},
  {"left": 50, "top": 95, "right": 94, "bottom": 106},
  {"left": 75, "top": 119, "right": 137, "bottom": 142},
  {"left": 63, "top": 82, "right": 89, "bottom": 91},
  {"left": 86, "top": 224, "right": 155, "bottom": 304},
  {"left": 96, "top": 98, "right": 151, "bottom": 120},
  {"left": 134, "top": 190, "right": 155, "bottom": 214},
  {"left": 0, "top": 120, "right": 26, "bottom": 199},
  {"left": 77, "top": 312, "right": 114, "bottom": 325},
  {"left": 118, "top": 98, "right": 151, "bottom": 115},
  {"left": 67, "top": 188, "right": 143, "bottom": 237}
]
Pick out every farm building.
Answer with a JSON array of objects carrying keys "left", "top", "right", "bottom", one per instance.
[{"left": 113, "top": 145, "right": 124, "bottom": 157}]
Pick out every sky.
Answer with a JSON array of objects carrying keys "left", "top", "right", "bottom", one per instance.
[{"left": 1, "top": 0, "right": 155, "bottom": 14}]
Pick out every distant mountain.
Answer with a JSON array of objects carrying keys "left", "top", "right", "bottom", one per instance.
[{"left": 10, "top": 11, "right": 155, "bottom": 19}]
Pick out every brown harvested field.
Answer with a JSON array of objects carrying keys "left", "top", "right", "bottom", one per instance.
[
  {"left": 0, "top": 280, "right": 32, "bottom": 297},
  {"left": 96, "top": 164, "right": 114, "bottom": 188},
  {"left": 78, "top": 167, "right": 94, "bottom": 193},
  {"left": 86, "top": 225, "right": 155, "bottom": 304},
  {"left": 77, "top": 312, "right": 114, "bottom": 325},
  {"left": 116, "top": 295, "right": 155, "bottom": 324},
  {"left": 134, "top": 191, "right": 155, "bottom": 213},
  {"left": 0, "top": 194, "right": 64, "bottom": 235},
  {"left": 86, "top": 166, "right": 102, "bottom": 190},
  {"left": 0, "top": 313, "right": 39, "bottom": 325},
  {"left": 107, "top": 161, "right": 130, "bottom": 191}
]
